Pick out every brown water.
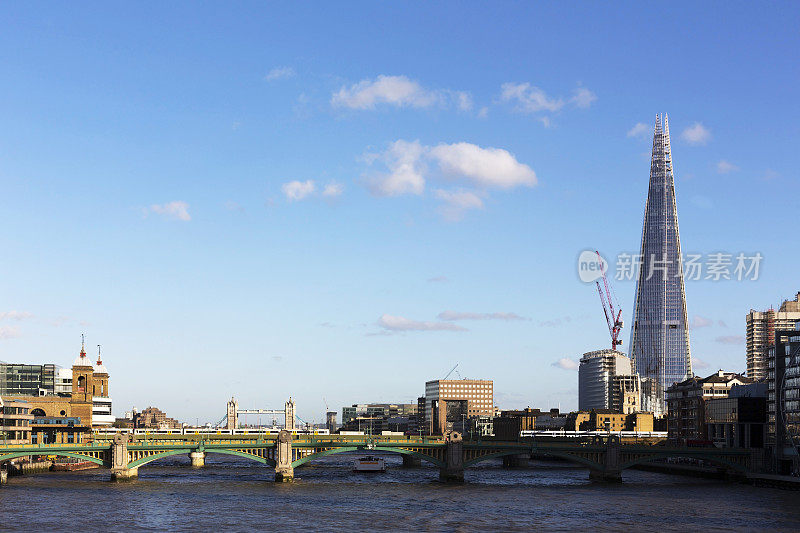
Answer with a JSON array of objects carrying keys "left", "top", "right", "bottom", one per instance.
[{"left": 1, "top": 454, "right": 798, "bottom": 531}]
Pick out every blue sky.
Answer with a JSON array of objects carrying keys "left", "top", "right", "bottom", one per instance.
[{"left": 0, "top": 3, "right": 798, "bottom": 423}]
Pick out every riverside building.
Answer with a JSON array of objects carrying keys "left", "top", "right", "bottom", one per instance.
[
  {"left": 767, "top": 323, "right": 800, "bottom": 475},
  {"left": 746, "top": 292, "right": 800, "bottom": 381},
  {"left": 578, "top": 350, "right": 638, "bottom": 412},
  {"left": 424, "top": 379, "right": 493, "bottom": 435}
]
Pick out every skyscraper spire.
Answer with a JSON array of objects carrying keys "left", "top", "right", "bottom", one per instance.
[{"left": 629, "top": 114, "right": 692, "bottom": 416}]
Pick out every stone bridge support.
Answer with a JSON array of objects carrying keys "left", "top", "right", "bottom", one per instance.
[
  {"left": 589, "top": 445, "right": 622, "bottom": 483},
  {"left": 189, "top": 451, "right": 206, "bottom": 468},
  {"left": 402, "top": 455, "right": 421, "bottom": 468},
  {"left": 110, "top": 434, "right": 138, "bottom": 481},
  {"left": 502, "top": 454, "right": 529, "bottom": 468},
  {"left": 439, "top": 432, "right": 464, "bottom": 482},
  {"left": 274, "top": 430, "right": 294, "bottom": 482}
]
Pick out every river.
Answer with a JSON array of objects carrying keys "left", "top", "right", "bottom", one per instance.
[{"left": 1, "top": 454, "right": 798, "bottom": 531}]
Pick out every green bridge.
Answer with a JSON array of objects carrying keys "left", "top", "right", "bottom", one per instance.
[{"left": 0, "top": 431, "right": 757, "bottom": 483}]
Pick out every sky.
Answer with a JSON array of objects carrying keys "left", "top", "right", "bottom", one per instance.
[{"left": 0, "top": 3, "right": 798, "bottom": 424}]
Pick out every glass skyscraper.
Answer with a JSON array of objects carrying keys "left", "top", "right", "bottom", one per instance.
[{"left": 629, "top": 114, "right": 692, "bottom": 416}]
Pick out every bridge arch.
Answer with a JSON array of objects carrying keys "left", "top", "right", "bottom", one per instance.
[
  {"left": 0, "top": 451, "right": 105, "bottom": 466},
  {"left": 127, "top": 448, "right": 274, "bottom": 469},
  {"left": 619, "top": 451, "right": 749, "bottom": 474},
  {"left": 463, "top": 449, "right": 603, "bottom": 471},
  {"left": 291, "top": 446, "right": 445, "bottom": 469}
]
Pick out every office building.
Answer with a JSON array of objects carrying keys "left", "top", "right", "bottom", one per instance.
[
  {"left": 326, "top": 411, "right": 337, "bottom": 432},
  {"left": 705, "top": 383, "right": 767, "bottom": 448},
  {"left": 424, "top": 379, "right": 493, "bottom": 435},
  {"left": 578, "top": 350, "right": 634, "bottom": 411},
  {"left": 629, "top": 115, "right": 692, "bottom": 416},
  {"left": 665, "top": 370, "right": 752, "bottom": 445},
  {"left": 746, "top": 292, "right": 800, "bottom": 381},
  {"left": 0, "top": 397, "right": 32, "bottom": 444},
  {"left": 0, "top": 363, "right": 57, "bottom": 396},
  {"left": 611, "top": 374, "right": 641, "bottom": 414},
  {"left": 767, "top": 324, "right": 800, "bottom": 475}
]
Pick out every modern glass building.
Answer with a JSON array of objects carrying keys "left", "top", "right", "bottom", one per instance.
[
  {"left": 0, "top": 363, "right": 57, "bottom": 396},
  {"left": 629, "top": 114, "right": 692, "bottom": 416}
]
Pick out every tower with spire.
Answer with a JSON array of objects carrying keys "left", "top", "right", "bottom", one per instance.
[
  {"left": 628, "top": 114, "right": 692, "bottom": 416},
  {"left": 70, "top": 334, "right": 96, "bottom": 425}
]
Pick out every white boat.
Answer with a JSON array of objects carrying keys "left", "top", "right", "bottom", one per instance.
[{"left": 353, "top": 456, "right": 386, "bottom": 472}]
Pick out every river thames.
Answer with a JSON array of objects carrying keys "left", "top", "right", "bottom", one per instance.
[{"left": 2, "top": 455, "right": 798, "bottom": 531}]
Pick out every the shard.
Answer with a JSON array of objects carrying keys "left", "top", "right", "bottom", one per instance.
[{"left": 629, "top": 114, "right": 692, "bottom": 416}]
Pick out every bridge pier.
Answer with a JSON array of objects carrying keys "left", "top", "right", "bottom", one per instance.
[
  {"left": 189, "top": 452, "right": 206, "bottom": 468},
  {"left": 0, "top": 470, "right": 7, "bottom": 485},
  {"left": 111, "top": 467, "right": 139, "bottom": 481},
  {"left": 502, "top": 454, "right": 529, "bottom": 468},
  {"left": 110, "top": 433, "right": 138, "bottom": 481},
  {"left": 589, "top": 444, "right": 622, "bottom": 483},
  {"left": 274, "top": 430, "right": 294, "bottom": 482},
  {"left": 439, "top": 432, "right": 464, "bottom": 483},
  {"left": 402, "top": 455, "right": 421, "bottom": 468}
]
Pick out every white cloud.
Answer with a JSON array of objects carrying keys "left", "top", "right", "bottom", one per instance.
[
  {"left": 717, "top": 160, "right": 739, "bottom": 174},
  {"left": 551, "top": 358, "right": 579, "bottom": 371},
  {"left": 627, "top": 122, "right": 649, "bottom": 139},
  {"left": 455, "top": 92, "right": 473, "bottom": 111},
  {"left": 427, "top": 276, "right": 448, "bottom": 283},
  {"left": 694, "top": 358, "right": 711, "bottom": 370},
  {"left": 571, "top": 87, "right": 597, "bottom": 109},
  {"left": 500, "top": 82, "right": 564, "bottom": 113},
  {"left": 377, "top": 314, "right": 466, "bottom": 332},
  {"left": 681, "top": 122, "right": 711, "bottom": 145},
  {"left": 264, "top": 66, "right": 295, "bottom": 81},
  {"left": 716, "top": 335, "right": 745, "bottom": 345},
  {"left": 363, "top": 140, "right": 536, "bottom": 219},
  {"left": 0, "top": 311, "right": 33, "bottom": 321},
  {"left": 331, "top": 75, "right": 470, "bottom": 111},
  {"left": 690, "top": 315, "right": 714, "bottom": 329},
  {"left": 437, "top": 310, "right": 527, "bottom": 321},
  {"left": 282, "top": 180, "right": 316, "bottom": 201},
  {"left": 477, "top": 107, "right": 489, "bottom": 119},
  {"left": 148, "top": 201, "right": 191, "bottom": 221},
  {"left": 0, "top": 325, "right": 21, "bottom": 339},
  {"left": 430, "top": 142, "right": 537, "bottom": 189},
  {"left": 434, "top": 189, "right": 484, "bottom": 221},
  {"left": 322, "top": 182, "right": 344, "bottom": 198},
  {"left": 366, "top": 139, "right": 427, "bottom": 196}
]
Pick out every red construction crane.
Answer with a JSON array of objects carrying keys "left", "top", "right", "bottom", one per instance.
[{"left": 594, "top": 250, "right": 623, "bottom": 351}]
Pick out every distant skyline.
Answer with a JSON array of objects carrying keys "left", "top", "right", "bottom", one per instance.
[{"left": 0, "top": 3, "right": 798, "bottom": 423}]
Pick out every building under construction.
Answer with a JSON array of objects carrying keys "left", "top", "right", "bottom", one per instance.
[{"left": 746, "top": 292, "right": 800, "bottom": 381}]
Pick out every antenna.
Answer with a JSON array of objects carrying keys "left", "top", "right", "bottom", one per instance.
[
  {"left": 81, "top": 333, "right": 85, "bottom": 350},
  {"left": 97, "top": 344, "right": 102, "bottom": 361}
]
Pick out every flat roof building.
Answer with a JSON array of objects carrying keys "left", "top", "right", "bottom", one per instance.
[{"left": 424, "top": 379, "right": 493, "bottom": 435}]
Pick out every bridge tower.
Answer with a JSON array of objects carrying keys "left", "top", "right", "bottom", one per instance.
[
  {"left": 284, "top": 397, "right": 295, "bottom": 430},
  {"left": 226, "top": 397, "right": 238, "bottom": 430}
]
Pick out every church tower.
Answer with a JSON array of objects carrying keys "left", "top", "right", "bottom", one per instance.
[
  {"left": 93, "top": 346, "right": 109, "bottom": 398},
  {"left": 70, "top": 335, "right": 95, "bottom": 426}
]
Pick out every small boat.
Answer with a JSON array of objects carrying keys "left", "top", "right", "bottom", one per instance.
[{"left": 353, "top": 456, "right": 386, "bottom": 472}]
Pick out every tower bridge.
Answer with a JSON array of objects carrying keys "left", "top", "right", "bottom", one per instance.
[
  {"left": 217, "top": 397, "right": 297, "bottom": 430},
  {"left": 0, "top": 431, "right": 758, "bottom": 484}
]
